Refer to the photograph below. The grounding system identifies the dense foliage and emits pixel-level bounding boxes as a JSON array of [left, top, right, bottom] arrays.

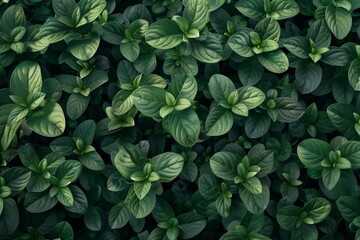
[[1, 0, 360, 239]]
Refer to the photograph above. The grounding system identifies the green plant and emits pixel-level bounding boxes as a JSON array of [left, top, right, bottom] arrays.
[[1, 0, 360, 239]]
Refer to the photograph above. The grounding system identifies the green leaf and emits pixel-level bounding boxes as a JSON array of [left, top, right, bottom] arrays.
[[79, 151, 105, 171], [235, 0, 265, 21], [210, 151, 238, 181], [50, 137, 76, 156], [198, 173, 220, 200], [74, 120, 95, 145], [27, 102, 66, 137], [245, 112, 271, 139], [295, 61, 322, 94], [168, 74, 197, 101], [38, 17, 74, 44], [24, 191, 58, 213], [48, 221, 74, 240], [152, 198, 175, 223], [327, 103, 356, 136], [78, 0, 107, 24], [120, 41, 140, 62], [1, 120, 21, 151], [271, 97, 305, 122], [270, 0, 300, 20], [276, 205, 303, 231], [257, 50, 289, 73], [0, 198, 19, 237], [164, 108, 200, 147], [339, 141, 360, 168], [325, 3, 352, 40], [239, 179, 270, 214], [64, 185, 88, 215], [68, 33, 100, 60], [151, 152, 184, 182], [2, 167, 31, 196], [109, 204, 131, 229], [304, 197, 331, 223], [145, 19, 183, 49], [237, 86, 265, 109], [205, 105, 233, 136], [134, 51, 157, 74], [132, 86, 166, 118], [0, 5, 26, 34], [10, 60, 42, 97], [84, 206, 102, 231], [134, 181, 152, 200], [216, 194, 231, 217], [55, 160, 82, 186], [322, 168, 340, 190], [297, 139, 331, 168], [57, 186, 74, 207], [255, 17, 281, 41], [112, 90, 134, 115], [66, 93, 90, 120], [183, 0, 210, 30], [307, 19, 331, 48], [85, 70, 108, 92], [177, 212, 206, 239], [238, 57, 264, 86], [53, 0, 76, 17], [336, 196, 360, 223], [284, 36, 310, 59], [114, 144, 145, 179], [127, 186, 156, 218], [242, 177, 262, 194], [7, 106, 28, 125], [348, 58, 360, 91], [208, 74, 236, 102], [190, 32, 223, 63], [292, 224, 318, 240], [228, 31, 254, 58]]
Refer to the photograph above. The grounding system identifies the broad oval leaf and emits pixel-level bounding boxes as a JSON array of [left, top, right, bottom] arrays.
[[109, 204, 131, 229], [209, 151, 238, 181], [235, 0, 265, 21], [127, 186, 156, 218], [79, 151, 105, 171], [190, 32, 223, 63], [55, 160, 82, 185], [348, 58, 360, 91], [145, 19, 183, 49], [208, 74, 236, 102], [26, 102, 66, 137], [168, 74, 197, 101], [163, 108, 200, 147], [257, 50, 289, 73], [339, 141, 360, 168], [237, 86, 266, 109], [276, 205, 303, 231], [270, 0, 300, 20], [295, 61, 322, 94], [228, 31, 253, 58], [205, 105, 233, 136], [64, 185, 88, 215], [132, 86, 166, 118], [177, 212, 206, 239], [0, 198, 19, 237], [297, 138, 331, 168], [2, 167, 31, 196], [66, 93, 90, 120], [303, 197, 331, 223], [325, 4, 352, 40], [10, 60, 42, 97], [183, 0, 210, 30], [239, 180, 270, 214], [68, 33, 100, 60], [78, 0, 107, 24], [24, 191, 58, 213], [151, 152, 184, 182]]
